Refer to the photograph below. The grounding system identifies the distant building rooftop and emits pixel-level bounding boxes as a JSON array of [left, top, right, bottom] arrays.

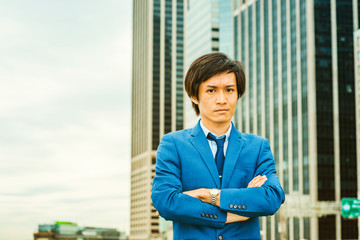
[[33, 221, 127, 240]]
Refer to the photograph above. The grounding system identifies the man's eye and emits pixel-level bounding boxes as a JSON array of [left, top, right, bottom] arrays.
[[226, 89, 234, 92], [207, 89, 215, 93]]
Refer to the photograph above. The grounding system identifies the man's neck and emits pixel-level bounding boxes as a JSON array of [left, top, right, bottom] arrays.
[[201, 120, 231, 136]]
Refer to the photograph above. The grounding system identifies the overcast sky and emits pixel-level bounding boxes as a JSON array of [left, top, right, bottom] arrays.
[[0, 0, 132, 239]]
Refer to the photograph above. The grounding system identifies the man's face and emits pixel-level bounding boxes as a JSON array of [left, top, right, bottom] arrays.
[[191, 72, 238, 128]]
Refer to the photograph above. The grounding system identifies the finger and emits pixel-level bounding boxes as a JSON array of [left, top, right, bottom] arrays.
[[255, 176, 267, 183], [252, 175, 261, 180], [251, 176, 266, 185], [248, 176, 267, 188], [247, 179, 256, 187], [253, 177, 267, 187], [247, 175, 261, 187], [248, 176, 263, 186]]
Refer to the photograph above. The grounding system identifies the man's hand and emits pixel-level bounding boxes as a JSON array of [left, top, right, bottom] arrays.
[[226, 212, 251, 223], [183, 188, 210, 202], [225, 175, 267, 223], [247, 175, 267, 188]]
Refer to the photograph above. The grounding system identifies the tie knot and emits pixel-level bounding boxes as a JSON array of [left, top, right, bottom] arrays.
[[207, 132, 225, 148]]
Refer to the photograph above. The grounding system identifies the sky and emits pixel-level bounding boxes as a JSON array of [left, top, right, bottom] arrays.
[[0, 0, 132, 239]]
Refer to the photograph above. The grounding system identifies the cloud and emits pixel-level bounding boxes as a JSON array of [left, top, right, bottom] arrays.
[[0, 0, 132, 239]]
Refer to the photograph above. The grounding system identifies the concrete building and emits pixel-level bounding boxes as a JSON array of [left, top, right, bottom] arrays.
[[33, 222, 126, 240], [233, 0, 359, 239], [183, 0, 220, 128], [131, 0, 184, 239]]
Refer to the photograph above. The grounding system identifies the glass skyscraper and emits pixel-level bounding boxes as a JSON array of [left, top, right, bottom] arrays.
[[219, 0, 234, 58], [233, 0, 359, 239], [354, 27, 360, 240], [131, 0, 184, 239], [184, 0, 220, 128]]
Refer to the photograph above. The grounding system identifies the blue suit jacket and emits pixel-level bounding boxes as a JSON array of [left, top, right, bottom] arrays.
[[151, 122, 285, 240]]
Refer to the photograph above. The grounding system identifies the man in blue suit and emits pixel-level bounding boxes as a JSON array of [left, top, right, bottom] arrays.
[[152, 52, 285, 239]]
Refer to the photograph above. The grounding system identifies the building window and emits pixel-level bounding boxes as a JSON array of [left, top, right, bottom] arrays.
[[346, 84, 352, 93], [304, 217, 310, 239]]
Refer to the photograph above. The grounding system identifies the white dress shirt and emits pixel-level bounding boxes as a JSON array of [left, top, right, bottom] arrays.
[[200, 120, 232, 159]]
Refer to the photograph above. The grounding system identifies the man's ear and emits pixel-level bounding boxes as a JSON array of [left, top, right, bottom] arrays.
[[191, 96, 199, 105]]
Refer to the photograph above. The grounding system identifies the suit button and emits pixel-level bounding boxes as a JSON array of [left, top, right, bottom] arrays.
[[214, 214, 218, 219], [210, 214, 214, 219], [229, 204, 233, 208], [218, 235, 223, 240], [205, 213, 210, 218], [233, 204, 238, 209], [242, 205, 247, 210], [201, 212, 205, 217]]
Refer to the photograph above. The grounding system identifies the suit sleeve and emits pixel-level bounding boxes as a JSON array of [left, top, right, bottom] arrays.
[[219, 138, 285, 217], [151, 134, 227, 228]]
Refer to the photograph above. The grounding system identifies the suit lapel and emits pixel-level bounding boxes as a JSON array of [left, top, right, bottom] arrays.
[[189, 122, 220, 188], [222, 125, 244, 188]]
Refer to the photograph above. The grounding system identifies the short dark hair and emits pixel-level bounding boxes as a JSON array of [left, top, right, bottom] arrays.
[[184, 52, 246, 115]]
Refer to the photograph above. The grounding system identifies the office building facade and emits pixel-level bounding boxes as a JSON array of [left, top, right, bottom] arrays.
[[184, 0, 220, 128], [131, 0, 184, 239], [355, 27, 360, 238], [219, 0, 234, 58], [33, 222, 126, 240], [234, 0, 359, 239]]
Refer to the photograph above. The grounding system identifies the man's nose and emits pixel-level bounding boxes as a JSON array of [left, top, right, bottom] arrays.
[[216, 91, 227, 104]]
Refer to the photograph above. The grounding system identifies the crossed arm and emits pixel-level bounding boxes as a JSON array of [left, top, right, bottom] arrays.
[[183, 175, 267, 223], [155, 175, 267, 223], [151, 134, 285, 228]]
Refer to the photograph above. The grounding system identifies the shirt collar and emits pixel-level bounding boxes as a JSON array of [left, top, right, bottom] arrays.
[[200, 120, 232, 140]]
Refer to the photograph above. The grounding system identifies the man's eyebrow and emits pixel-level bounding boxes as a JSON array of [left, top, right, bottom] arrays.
[[205, 84, 236, 88]]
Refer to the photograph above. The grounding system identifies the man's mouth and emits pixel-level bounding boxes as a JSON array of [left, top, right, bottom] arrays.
[[215, 109, 229, 112]]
